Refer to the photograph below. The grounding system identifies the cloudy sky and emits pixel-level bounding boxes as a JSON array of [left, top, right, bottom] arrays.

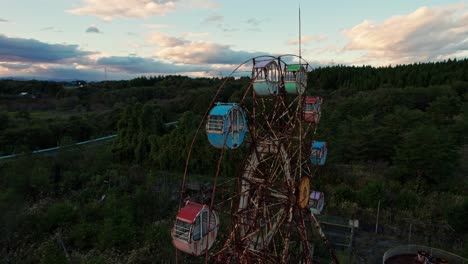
[[0, 0, 467, 80]]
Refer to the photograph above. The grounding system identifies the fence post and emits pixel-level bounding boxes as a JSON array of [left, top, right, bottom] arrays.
[[375, 200, 381, 233], [408, 223, 412, 243]]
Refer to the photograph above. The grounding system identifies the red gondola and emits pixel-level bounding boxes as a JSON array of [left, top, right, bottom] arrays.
[[303, 96, 323, 123], [172, 201, 219, 256]]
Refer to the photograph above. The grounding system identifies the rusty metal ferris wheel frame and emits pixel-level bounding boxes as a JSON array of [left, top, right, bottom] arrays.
[[177, 55, 338, 264]]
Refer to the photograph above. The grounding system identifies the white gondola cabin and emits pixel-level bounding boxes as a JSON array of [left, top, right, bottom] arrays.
[[284, 64, 307, 94], [303, 96, 323, 123], [172, 201, 219, 256], [252, 59, 280, 96], [206, 103, 247, 149], [309, 191, 325, 215]]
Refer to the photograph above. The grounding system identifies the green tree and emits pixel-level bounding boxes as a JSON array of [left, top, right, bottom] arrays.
[[392, 125, 459, 186], [113, 102, 165, 163], [427, 95, 462, 126]]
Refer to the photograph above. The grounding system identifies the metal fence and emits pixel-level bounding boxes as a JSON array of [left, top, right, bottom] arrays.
[[383, 244, 467, 264]]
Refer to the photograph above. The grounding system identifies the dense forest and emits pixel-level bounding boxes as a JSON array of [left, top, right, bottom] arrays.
[[0, 59, 467, 263]]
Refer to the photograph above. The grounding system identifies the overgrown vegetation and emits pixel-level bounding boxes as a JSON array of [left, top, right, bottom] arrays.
[[0, 59, 467, 262]]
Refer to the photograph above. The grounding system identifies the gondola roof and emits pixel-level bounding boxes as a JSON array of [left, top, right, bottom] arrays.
[[254, 59, 275, 69], [286, 64, 303, 71], [176, 202, 205, 223], [209, 103, 237, 116]]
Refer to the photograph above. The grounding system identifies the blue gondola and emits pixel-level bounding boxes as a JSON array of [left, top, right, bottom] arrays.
[[252, 59, 280, 96], [206, 103, 247, 149], [310, 141, 327, 166]]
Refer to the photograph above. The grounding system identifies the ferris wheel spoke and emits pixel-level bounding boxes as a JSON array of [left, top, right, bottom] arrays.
[[277, 98, 296, 123], [243, 207, 287, 248]]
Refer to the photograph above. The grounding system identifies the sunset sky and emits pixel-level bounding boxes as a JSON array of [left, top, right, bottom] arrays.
[[0, 0, 467, 80]]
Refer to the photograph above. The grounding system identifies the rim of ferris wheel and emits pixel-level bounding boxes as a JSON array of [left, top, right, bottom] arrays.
[[310, 191, 325, 215], [311, 141, 327, 166], [252, 59, 280, 96], [174, 54, 338, 263], [284, 64, 307, 95], [172, 201, 219, 256], [303, 96, 323, 124], [206, 103, 247, 149]]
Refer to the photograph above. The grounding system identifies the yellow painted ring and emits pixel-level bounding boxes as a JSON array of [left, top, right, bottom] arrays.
[[297, 176, 310, 208]]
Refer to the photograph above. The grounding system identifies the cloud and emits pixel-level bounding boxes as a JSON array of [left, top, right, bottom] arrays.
[[0, 55, 220, 81], [41, 26, 54, 31], [0, 35, 94, 63], [68, 0, 177, 20], [287, 34, 328, 46], [148, 32, 265, 64], [245, 18, 274, 32], [39, 26, 62, 33], [0, 62, 109, 81], [148, 31, 188, 47], [0, 63, 32, 70], [181, 0, 218, 9], [246, 18, 260, 27], [143, 23, 173, 29], [86, 25, 101, 33], [343, 4, 468, 65], [202, 15, 223, 24], [69, 0, 217, 20], [222, 27, 238, 33], [0, 33, 271, 80], [201, 15, 237, 32], [181, 32, 210, 39], [97, 55, 213, 73], [156, 41, 264, 64], [246, 18, 263, 31], [0, 18, 7, 22]]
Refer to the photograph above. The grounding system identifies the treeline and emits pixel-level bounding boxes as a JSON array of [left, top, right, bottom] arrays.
[[309, 58, 468, 92]]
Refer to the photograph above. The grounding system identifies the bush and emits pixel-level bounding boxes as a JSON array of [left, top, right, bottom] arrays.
[[393, 189, 419, 210], [46, 201, 76, 230], [69, 222, 98, 249], [447, 198, 468, 233], [38, 240, 68, 264], [357, 181, 386, 208], [334, 183, 356, 203]]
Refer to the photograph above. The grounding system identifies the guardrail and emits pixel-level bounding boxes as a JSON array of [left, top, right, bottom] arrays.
[[0, 135, 117, 160], [0, 120, 179, 161], [383, 244, 467, 264]]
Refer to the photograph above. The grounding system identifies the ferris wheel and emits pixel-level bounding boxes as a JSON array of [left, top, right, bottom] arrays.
[[172, 55, 338, 264]]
